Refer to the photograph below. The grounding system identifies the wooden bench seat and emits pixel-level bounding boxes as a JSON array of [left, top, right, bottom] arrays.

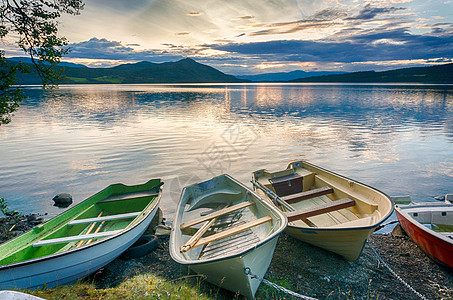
[[187, 188, 243, 211], [99, 191, 158, 203], [180, 201, 254, 229], [33, 230, 122, 247], [184, 216, 272, 251], [68, 212, 141, 226], [281, 186, 334, 204], [285, 198, 355, 222]]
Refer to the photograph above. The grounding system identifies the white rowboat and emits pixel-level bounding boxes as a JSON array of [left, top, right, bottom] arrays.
[[169, 174, 287, 298]]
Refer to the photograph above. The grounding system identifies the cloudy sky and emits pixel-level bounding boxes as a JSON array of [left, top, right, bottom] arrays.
[[5, 0, 453, 75]]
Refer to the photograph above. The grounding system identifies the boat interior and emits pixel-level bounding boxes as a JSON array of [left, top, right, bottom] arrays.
[[0, 190, 159, 266], [176, 176, 283, 261], [400, 205, 453, 239], [253, 161, 390, 229]]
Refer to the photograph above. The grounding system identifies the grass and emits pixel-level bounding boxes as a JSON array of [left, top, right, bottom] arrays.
[[254, 275, 297, 299], [65, 77, 90, 83], [93, 76, 123, 84], [27, 273, 212, 300]]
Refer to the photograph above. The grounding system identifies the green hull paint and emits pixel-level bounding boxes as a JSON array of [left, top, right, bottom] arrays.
[[0, 179, 162, 267]]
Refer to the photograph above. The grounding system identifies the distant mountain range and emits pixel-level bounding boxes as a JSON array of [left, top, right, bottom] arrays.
[[12, 58, 243, 84], [7, 57, 88, 68], [8, 57, 453, 84], [291, 63, 453, 84], [237, 70, 344, 82]]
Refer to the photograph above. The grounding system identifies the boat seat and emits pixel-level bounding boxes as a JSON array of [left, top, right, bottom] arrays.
[[68, 212, 141, 225], [183, 216, 272, 252], [285, 198, 356, 222], [281, 186, 334, 204], [33, 230, 122, 247], [180, 201, 254, 229], [187, 188, 243, 211], [98, 191, 158, 203]]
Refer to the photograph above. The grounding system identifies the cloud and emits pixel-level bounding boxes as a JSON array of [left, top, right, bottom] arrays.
[[348, 4, 406, 20], [66, 37, 186, 64], [187, 12, 202, 16], [175, 32, 191, 36], [68, 38, 134, 57], [238, 4, 409, 38], [245, 8, 348, 37], [209, 29, 453, 63], [234, 15, 254, 20]]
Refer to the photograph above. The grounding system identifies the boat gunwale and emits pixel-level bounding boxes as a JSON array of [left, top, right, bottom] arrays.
[[253, 160, 394, 230], [394, 204, 453, 245], [170, 174, 287, 266], [0, 180, 163, 271]]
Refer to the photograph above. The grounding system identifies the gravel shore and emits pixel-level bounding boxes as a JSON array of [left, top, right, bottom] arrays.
[[91, 227, 452, 299], [2, 213, 452, 299]]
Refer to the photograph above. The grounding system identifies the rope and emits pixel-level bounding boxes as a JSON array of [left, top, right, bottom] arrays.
[[244, 267, 318, 300], [366, 241, 428, 300]]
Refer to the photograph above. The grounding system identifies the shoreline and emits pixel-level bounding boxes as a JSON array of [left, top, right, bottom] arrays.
[[86, 227, 453, 299], [1, 213, 452, 299]]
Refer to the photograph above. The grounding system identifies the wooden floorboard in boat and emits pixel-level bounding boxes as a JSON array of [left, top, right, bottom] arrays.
[[202, 228, 250, 252], [200, 229, 260, 259], [304, 195, 359, 227]]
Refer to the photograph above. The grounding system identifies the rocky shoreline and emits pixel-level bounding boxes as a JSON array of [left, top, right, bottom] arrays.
[[1, 212, 452, 299], [0, 213, 45, 244], [89, 224, 453, 299]]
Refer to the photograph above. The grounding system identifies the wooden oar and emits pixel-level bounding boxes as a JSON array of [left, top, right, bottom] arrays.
[[181, 218, 217, 252], [85, 218, 106, 245], [77, 211, 103, 248]]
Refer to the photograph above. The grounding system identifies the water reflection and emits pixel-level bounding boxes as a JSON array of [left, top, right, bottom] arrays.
[[1, 84, 452, 225]]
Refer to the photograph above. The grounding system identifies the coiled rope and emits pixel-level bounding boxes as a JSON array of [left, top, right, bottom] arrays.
[[366, 241, 428, 300]]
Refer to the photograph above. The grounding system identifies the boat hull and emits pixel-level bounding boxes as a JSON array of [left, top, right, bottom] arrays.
[[0, 180, 162, 290], [253, 160, 393, 261], [188, 235, 279, 299], [0, 205, 158, 290], [395, 204, 453, 268], [285, 225, 371, 261], [170, 174, 286, 299]]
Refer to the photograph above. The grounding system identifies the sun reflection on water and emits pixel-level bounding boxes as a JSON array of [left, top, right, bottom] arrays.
[[1, 83, 452, 221]]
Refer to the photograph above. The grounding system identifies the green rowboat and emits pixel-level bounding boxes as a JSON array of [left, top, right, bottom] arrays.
[[0, 179, 163, 290]]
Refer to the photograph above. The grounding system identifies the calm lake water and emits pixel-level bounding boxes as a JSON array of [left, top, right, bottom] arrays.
[[1, 83, 453, 229]]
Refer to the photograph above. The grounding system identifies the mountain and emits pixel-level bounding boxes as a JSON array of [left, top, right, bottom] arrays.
[[64, 58, 243, 84], [237, 70, 344, 82], [291, 63, 453, 84], [7, 57, 87, 68], [12, 58, 244, 84]]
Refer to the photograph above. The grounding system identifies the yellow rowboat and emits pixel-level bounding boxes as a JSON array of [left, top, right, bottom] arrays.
[[169, 174, 287, 298], [252, 161, 393, 261]]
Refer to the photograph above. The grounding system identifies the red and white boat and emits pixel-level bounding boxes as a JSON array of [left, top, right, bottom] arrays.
[[394, 195, 453, 268]]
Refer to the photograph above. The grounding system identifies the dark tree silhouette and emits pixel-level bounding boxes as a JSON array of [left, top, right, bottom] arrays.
[[0, 0, 84, 124]]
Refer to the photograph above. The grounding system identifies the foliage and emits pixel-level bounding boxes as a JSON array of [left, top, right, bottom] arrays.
[[0, 197, 19, 218], [28, 274, 212, 300], [0, 0, 84, 125], [292, 63, 453, 83]]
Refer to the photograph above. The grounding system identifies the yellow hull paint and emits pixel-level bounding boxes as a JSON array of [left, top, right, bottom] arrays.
[[253, 160, 393, 261]]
